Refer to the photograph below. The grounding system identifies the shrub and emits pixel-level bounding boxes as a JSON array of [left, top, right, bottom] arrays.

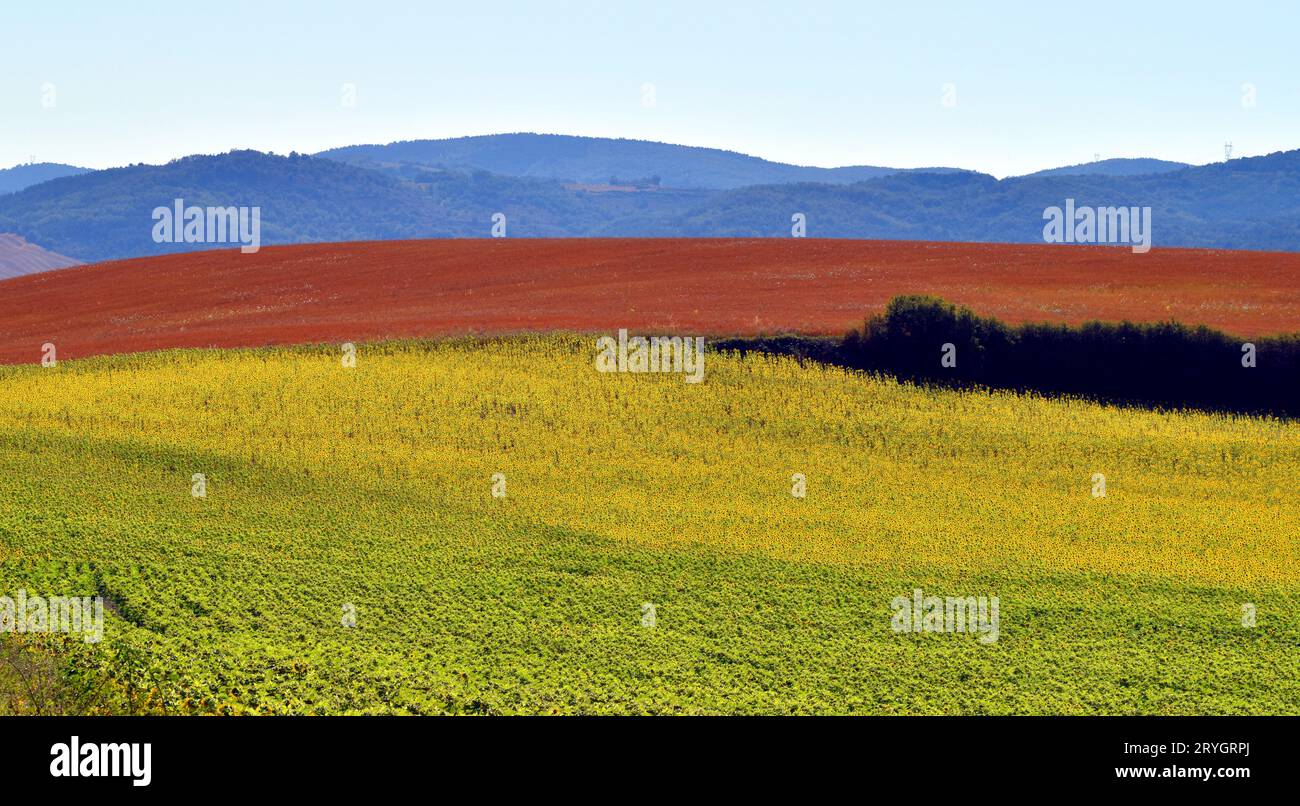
[[834, 295, 1299, 416]]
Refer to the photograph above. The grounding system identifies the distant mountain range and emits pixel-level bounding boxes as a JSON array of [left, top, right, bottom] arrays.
[[1022, 157, 1191, 178], [672, 152, 1300, 246], [0, 233, 81, 279], [0, 162, 90, 195], [315, 133, 967, 190], [1, 134, 1297, 265], [0, 150, 714, 261]]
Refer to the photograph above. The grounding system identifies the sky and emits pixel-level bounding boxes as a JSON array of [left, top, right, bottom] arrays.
[[2, 1, 1297, 177]]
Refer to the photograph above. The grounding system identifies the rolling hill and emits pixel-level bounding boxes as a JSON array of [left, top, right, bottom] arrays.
[[314, 133, 964, 189], [1022, 157, 1191, 177], [0, 162, 90, 195], [1, 238, 1296, 365], [0, 233, 81, 279], [3, 148, 1300, 264], [0, 151, 707, 262], [672, 151, 1300, 249], [3, 335, 1294, 714]]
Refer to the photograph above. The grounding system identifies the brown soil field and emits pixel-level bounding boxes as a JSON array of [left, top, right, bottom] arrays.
[[0, 238, 1296, 364], [0, 233, 82, 280]]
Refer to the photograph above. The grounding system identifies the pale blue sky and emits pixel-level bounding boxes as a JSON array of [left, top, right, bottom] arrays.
[[3, 1, 1296, 177]]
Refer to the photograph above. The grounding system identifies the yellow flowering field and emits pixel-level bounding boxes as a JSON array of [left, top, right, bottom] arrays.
[[0, 336, 1295, 714]]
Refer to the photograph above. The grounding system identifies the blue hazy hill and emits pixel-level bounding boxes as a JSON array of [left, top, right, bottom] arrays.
[[3, 146, 1299, 264], [0, 162, 90, 195], [315, 133, 965, 190], [0, 150, 707, 262], [1022, 157, 1191, 178]]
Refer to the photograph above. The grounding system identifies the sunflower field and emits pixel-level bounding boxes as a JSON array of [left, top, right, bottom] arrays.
[[0, 336, 1295, 714]]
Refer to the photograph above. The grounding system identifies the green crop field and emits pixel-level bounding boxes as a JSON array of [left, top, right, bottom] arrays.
[[0, 337, 1296, 714]]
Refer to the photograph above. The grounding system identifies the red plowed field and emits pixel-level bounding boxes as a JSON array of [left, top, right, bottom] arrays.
[[1, 238, 1297, 364]]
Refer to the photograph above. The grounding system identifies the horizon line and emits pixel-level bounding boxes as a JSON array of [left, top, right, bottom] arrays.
[[3, 130, 1248, 180]]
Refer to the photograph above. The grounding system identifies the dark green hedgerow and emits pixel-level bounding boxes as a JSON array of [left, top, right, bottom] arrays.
[[716, 296, 1300, 417]]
